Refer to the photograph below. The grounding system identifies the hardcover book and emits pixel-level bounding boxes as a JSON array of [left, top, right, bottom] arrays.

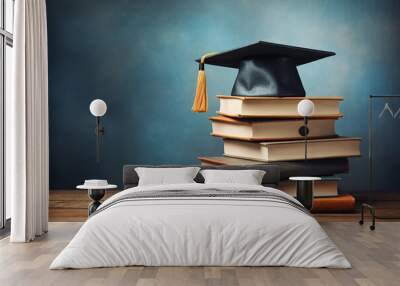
[[210, 115, 337, 141], [217, 96, 343, 118], [223, 137, 361, 162], [197, 156, 350, 179]]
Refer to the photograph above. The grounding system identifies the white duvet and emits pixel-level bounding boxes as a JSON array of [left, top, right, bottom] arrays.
[[50, 183, 351, 269]]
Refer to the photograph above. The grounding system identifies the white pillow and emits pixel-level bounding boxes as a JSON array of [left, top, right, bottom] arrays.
[[200, 169, 266, 185], [135, 167, 200, 186]]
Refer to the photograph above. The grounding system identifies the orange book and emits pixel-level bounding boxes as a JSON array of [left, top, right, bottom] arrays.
[[311, 195, 355, 212]]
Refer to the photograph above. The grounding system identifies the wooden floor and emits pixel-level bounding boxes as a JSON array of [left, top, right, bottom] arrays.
[[1, 221, 400, 286], [49, 190, 119, 221], [49, 190, 400, 222], [0, 190, 393, 285]]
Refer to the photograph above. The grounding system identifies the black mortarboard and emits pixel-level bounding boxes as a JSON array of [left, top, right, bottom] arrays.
[[193, 42, 335, 106]]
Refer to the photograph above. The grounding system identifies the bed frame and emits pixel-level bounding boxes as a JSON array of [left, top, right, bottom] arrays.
[[123, 164, 280, 189]]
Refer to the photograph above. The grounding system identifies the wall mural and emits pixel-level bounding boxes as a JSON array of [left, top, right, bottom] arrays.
[[46, 0, 400, 191]]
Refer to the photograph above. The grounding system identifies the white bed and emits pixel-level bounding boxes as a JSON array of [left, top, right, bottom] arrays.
[[50, 183, 351, 269]]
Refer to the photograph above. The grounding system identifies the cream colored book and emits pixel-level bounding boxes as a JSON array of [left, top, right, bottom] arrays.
[[223, 137, 361, 162], [217, 95, 343, 118], [278, 180, 338, 197], [210, 116, 337, 141]]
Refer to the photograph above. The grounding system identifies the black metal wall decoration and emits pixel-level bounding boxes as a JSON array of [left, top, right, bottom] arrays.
[[95, 117, 105, 163], [298, 117, 310, 161], [360, 95, 400, 229], [89, 99, 107, 163]]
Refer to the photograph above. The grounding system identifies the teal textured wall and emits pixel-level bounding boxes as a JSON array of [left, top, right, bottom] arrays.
[[47, 0, 400, 190]]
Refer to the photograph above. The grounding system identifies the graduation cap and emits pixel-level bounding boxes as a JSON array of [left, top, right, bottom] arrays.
[[192, 41, 335, 112]]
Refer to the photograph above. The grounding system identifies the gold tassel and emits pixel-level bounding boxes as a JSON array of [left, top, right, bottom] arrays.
[[192, 53, 216, 113]]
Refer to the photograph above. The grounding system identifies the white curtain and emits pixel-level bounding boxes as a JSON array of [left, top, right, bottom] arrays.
[[9, 0, 49, 242]]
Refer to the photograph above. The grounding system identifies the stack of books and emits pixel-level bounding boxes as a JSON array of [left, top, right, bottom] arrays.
[[199, 95, 361, 212]]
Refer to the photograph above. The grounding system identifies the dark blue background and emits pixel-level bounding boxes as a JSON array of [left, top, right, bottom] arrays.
[[47, 0, 400, 191]]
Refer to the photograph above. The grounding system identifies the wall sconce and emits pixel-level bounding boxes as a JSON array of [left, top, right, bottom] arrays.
[[297, 99, 315, 161], [89, 99, 107, 162]]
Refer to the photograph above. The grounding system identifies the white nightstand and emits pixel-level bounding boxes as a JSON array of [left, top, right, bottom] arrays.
[[77, 181, 117, 215], [289, 176, 321, 210]]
